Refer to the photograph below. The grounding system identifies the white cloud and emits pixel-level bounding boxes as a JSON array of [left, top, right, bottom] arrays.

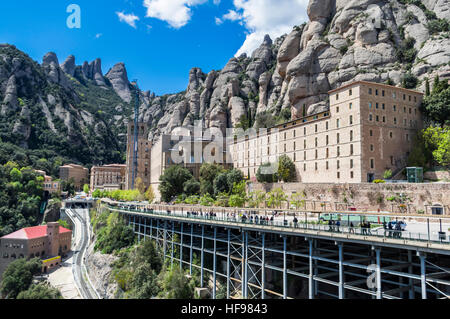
[[222, 10, 242, 22], [230, 0, 309, 56], [143, 0, 208, 29], [95, 33, 103, 39], [116, 11, 140, 28], [215, 17, 223, 25]]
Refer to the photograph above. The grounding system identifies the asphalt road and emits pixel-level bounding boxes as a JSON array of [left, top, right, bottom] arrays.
[[69, 208, 98, 299]]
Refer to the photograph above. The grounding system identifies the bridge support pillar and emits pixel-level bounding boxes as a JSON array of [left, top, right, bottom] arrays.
[[144, 218, 147, 242], [171, 222, 175, 268], [308, 239, 314, 299], [283, 236, 287, 299], [213, 227, 217, 299], [163, 221, 167, 261], [261, 233, 265, 299], [408, 250, 415, 299], [338, 243, 344, 299], [419, 252, 427, 299], [180, 223, 184, 270], [190, 224, 193, 276], [242, 231, 247, 298], [226, 229, 230, 299], [201, 225, 204, 288], [375, 248, 382, 299]]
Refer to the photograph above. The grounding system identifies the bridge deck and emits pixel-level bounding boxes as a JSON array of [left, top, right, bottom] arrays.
[[104, 203, 450, 255]]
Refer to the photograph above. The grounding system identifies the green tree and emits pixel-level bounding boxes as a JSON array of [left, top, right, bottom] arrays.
[[17, 282, 63, 299], [267, 188, 287, 209], [423, 126, 450, 166], [159, 165, 193, 202], [128, 263, 160, 299], [158, 267, 195, 299], [92, 189, 101, 198], [9, 167, 22, 182], [1, 258, 42, 299], [290, 192, 306, 210], [408, 126, 450, 167], [383, 170, 393, 180], [144, 185, 155, 203], [94, 212, 135, 254], [422, 80, 450, 125], [135, 177, 146, 195], [256, 163, 278, 183], [61, 178, 76, 196], [278, 155, 297, 182], [226, 169, 244, 190], [58, 219, 72, 230], [228, 180, 247, 207], [199, 163, 224, 195], [255, 111, 276, 129], [183, 178, 201, 196], [213, 172, 230, 195], [83, 184, 90, 194], [199, 194, 215, 206], [425, 78, 430, 96]]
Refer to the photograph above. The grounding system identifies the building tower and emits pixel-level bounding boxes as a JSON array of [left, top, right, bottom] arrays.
[[131, 80, 140, 189], [46, 222, 60, 257]]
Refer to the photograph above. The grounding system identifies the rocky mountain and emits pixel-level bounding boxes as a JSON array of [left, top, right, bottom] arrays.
[[0, 0, 449, 169], [0, 44, 134, 168], [139, 0, 449, 137]]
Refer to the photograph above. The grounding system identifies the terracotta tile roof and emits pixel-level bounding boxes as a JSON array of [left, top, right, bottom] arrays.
[[2, 225, 71, 240]]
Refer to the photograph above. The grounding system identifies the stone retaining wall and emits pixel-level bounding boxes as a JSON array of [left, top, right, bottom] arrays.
[[250, 182, 450, 215]]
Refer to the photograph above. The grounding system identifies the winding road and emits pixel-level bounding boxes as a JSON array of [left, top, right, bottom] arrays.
[[66, 207, 99, 299]]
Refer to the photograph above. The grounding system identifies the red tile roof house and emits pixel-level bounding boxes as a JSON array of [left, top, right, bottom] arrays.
[[0, 222, 72, 280]]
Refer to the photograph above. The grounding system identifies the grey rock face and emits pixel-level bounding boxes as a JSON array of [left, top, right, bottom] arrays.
[[1, 75, 18, 115], [423, 0, 450, 19], [42, 52, 59, 66], [42, 52, 71, 89], [188, 68, 205, 92], [61, 55, 76, 76], [228, 96, 247, 127], [105, 63, 132, 103], [91, 58, 106, 86], [308, 0, 335, 22]]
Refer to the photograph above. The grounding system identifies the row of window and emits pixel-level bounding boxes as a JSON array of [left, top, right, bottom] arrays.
[[368, 102, 418, 115], [334, 87, 419, 103], [4, 243, 24, 249]]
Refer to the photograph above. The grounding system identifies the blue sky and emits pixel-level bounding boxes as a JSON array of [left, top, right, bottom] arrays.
[[0, 0, 308, 95]]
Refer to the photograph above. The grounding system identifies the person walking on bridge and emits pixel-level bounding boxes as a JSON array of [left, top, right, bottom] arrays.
[[349, 221, 355, 234], [361, 221, 367, 235]]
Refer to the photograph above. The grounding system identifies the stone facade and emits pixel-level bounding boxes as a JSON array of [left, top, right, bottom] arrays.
[[125, 122, 151, 190], [0, 222, 72, 279], [35, 170, 61, 194], [150, 126, 231, 201], [90, 164, 126, 191], [230, 81, 423, 183], [251, 182, 450, 215], [59, 164, 89, 190]]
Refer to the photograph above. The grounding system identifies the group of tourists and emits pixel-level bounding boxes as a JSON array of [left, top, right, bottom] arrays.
[[383, 221, 403, 238], [240, 213, 275, 225], [130, 204, 408, 240], [327, 219, 342, 232]]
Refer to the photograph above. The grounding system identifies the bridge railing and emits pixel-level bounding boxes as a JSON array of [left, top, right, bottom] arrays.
[[104, 203, 450, 247]]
